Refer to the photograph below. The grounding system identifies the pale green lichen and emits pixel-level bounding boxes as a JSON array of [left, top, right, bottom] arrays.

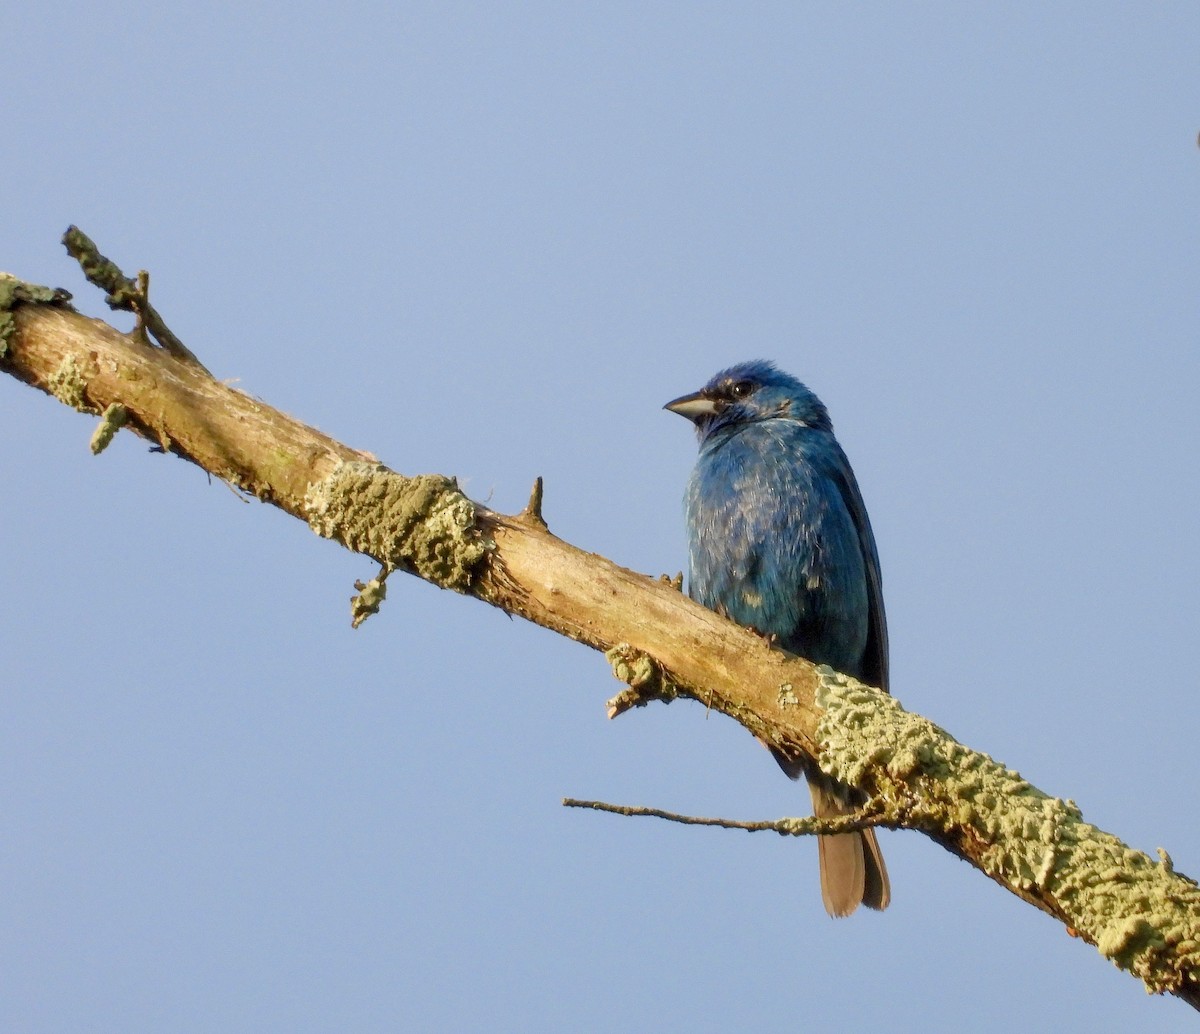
[[89, 403, 128, 454], [350, 574, 388, 628], [814, 667, 1200, 995], [47, 354, 93, 412], [303, 462, 488, 592], [605, 643, 678, 705], [607, 643, 656, 689]]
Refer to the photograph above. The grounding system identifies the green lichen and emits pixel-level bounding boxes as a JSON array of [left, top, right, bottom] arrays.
[[607, 643, 658, 691], [0, 274, 72, 359], [605, 643, 679, 714], [89, 403, 128, 454], [303, 462, 488, 592], [815, 667, 1200, 995], [47, 354, 93, 412], [350, 574, 388, 628]]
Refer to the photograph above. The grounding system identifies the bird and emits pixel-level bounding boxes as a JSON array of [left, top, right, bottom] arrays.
[[665, 360, 890, 917]]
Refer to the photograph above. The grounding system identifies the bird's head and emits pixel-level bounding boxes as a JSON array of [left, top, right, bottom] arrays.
[[664, 360, 831, 441]]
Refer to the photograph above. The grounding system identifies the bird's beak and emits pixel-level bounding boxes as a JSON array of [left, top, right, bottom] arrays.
[[664, 391, 719, 422]]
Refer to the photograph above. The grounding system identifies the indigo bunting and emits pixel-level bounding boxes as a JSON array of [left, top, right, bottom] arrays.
[[666, 360, 890, 917]]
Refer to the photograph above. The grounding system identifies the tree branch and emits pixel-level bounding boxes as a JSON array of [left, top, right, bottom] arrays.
[[2, 247, 1199, 1009]]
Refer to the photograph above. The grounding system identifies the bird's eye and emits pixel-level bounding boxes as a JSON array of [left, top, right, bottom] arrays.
[[730, 381, 755, 399]]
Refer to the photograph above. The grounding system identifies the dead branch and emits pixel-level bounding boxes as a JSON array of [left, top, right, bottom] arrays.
[[2, 238, 1198, 1009]]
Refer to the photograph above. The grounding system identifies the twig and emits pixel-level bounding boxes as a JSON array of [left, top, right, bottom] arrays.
[[561, 797, 895, 836], [61, 226, 212, 375], [519, 475, 549, 529]]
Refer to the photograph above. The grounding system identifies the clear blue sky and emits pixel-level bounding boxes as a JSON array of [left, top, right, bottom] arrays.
[[5, 4, 1199, 1031]]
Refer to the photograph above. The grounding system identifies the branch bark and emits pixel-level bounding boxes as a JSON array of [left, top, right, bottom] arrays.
[[3, 263, 1199, 1009]]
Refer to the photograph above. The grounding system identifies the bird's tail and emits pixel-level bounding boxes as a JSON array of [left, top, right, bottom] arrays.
[[808, 777, 890, 917], [766, 744, 890, 916]]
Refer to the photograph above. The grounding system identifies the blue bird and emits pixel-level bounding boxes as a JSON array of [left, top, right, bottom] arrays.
[[665, 360, 890, 916]]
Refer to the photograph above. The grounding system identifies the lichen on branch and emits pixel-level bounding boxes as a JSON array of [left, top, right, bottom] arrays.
[[303, 462, 490, 592], [0, 273, 71, 359], [816, 670, 1200, 995]]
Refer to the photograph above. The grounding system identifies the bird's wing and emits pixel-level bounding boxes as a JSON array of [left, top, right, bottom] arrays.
[[826, 447, 889, 694]]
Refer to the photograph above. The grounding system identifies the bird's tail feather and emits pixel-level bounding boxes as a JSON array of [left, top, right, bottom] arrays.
[[808, 779, 890, 917]]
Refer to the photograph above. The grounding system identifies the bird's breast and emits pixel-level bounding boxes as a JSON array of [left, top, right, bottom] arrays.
[[684, 429, 869, 671]]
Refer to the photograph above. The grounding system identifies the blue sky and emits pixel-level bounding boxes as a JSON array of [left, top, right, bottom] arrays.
[[4, 3, 1199, 1031]]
